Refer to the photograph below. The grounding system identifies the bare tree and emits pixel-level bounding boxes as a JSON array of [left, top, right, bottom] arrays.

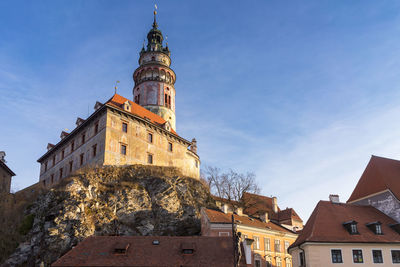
[[202, 166, 260, 203]]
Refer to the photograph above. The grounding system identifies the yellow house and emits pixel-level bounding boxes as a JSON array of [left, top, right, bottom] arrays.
[[201, 207, 298, 267]]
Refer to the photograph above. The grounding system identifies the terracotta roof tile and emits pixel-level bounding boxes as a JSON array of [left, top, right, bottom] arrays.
[[277, 208, 303, 223], [348, 155, 400, 202], [290, 201, 400, 249], [242, 192, 279, 217], [204, 208, 294, 234], [52, 236, 238, 267], [106, 94, 178, 136]]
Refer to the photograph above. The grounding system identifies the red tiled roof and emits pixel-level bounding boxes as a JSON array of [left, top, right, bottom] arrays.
[[106, 94, 178, 136], [212, 195, 241, 206], [52, 236, 238, 267], [242, 192, 280, 217], [277, 208, 303, 223], [348, 155, 400, 203], [290, 201, 400, 248], [204, 208, 294, 234]]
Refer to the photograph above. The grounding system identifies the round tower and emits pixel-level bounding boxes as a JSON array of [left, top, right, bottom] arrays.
[[133, 10, 176, 130]]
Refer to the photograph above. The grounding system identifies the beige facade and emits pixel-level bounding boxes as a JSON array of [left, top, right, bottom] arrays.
[[38, 98, 200, 188], [290, 243, 400, 267]]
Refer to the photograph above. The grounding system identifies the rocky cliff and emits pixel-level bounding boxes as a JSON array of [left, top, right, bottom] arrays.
[[2, 165, 215, 266]]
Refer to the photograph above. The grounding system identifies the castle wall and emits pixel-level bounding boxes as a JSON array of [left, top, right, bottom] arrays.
[[38, 111, 107, 187], [0, 167, 12, 193], [103, 108, 200, 179]]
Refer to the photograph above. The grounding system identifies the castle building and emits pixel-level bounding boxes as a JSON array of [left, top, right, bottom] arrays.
[[0, 151, 15, 193], [37, 12, 200, 187]]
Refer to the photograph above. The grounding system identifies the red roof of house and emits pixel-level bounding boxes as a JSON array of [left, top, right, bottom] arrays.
[[242, 192, 280, 217], [52, 236, 239, 267], [106, 94, 178, 136], [204, 208, 294, 234], [290, 201, 400, 248], [277, 208, 303, 224], [347, 155, 400, 203]]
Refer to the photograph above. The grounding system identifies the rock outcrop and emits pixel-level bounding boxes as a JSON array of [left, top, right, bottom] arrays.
[[2, 165, 215, 266]]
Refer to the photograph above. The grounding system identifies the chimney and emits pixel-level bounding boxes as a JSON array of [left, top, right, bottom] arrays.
[[236, 207, 243, 216], [222, 203, 229, 214], [272, 197, 278, 213], [94, 101, 103, 111], [329, 194, 340, 203], [0, 151, 6, 163], [60, 131, 69, 139], [260, 211, 269, 223], [47, 143, 55, 151], [76, 117, 85, 127], [190, 138, 197, 154]]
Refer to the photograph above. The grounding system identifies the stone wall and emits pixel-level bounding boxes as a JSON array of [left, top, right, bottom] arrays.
[[0, 167, 12, 193], [104, 109, 200, 179]]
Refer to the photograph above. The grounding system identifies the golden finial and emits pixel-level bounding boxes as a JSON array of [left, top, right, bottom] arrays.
[[114, 80, 120, 94]]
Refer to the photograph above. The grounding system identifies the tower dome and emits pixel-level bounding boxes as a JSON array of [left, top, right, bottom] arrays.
[[132, 10, 176, 130]]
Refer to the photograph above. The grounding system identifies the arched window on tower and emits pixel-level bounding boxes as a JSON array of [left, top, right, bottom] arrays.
[[151, 56, 155, 61], [160, 70, 166, 81], [146, 69, 152, 79]]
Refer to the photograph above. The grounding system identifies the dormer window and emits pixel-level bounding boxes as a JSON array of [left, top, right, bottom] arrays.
[[390, 223, 400, 234], [366, 221, 383, 235], [343, 221, 359, 234], [113, 243, 129, 255], [123, 101, 131, 112]]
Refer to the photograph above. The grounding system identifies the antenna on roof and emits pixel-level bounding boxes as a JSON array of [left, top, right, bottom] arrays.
[[114, 80, 120, 94]]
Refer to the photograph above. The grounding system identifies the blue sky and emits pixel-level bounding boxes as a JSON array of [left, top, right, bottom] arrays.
[[2, 1, 400, 221]]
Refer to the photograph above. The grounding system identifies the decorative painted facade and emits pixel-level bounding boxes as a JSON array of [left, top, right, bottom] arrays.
[[37, 13, 200, 187]]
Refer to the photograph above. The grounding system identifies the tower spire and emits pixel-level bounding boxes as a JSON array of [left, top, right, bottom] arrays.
[[153, 4, 158, 29]]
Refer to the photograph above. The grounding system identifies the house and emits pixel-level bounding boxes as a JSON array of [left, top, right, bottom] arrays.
[[347, 155, 400, 222], [201, 207, 298, 267], [288, 195, 400, 267], [51, 236, 250, 267]]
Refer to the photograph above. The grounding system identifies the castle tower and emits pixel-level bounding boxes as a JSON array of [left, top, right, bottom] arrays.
[[133, 10, 176, 130]]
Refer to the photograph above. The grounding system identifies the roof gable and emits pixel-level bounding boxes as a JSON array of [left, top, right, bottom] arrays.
[[290, 201, 399, 248], [348, 155, 400, 202]]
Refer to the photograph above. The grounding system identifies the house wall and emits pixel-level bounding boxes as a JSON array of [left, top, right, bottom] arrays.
[[103, 108, 200, 179], [351, 190, 400, 223], [0, 167, 12, 193], [290, 243, 400, 267], [39, 111, 107, 187]]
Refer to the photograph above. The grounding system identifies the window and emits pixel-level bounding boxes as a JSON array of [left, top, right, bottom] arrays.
[[253, 236, 260, 250], [69, 161, 73, 172], [148, 154, 153, 164], [373, 250, 383, 263], [264, 238, 271, 251], [254, 260, 261, 267], [148, 133, 153, 143], [376, 224, 382, 234], [195, 160, 198, 168], [121, 145, 127, 155], [266, 261, 272, 267], [92, 144, 97, 157], [81, 133, 86, 144], [275, 239, 281, 252], [71, 141, 75, 151], [218, 232, 230, 236], [94, 122, 99, 134], [80, 153, 84, 166], [299, 252, 305, 266], [122, 122, 128, 133], [286, 263, 291, 267], [61, 149, 65, 160], [44, 162, 48, 172], [393, 250, 400, 263], [276, 262, 282, 267], [50, 174, 54, 184], [284, 241, 290, 252], [52, 155, 56, 166], [59, 168, 63, 179], [351, 224, 358, 234], [331, 249, 343, 263], [168, 142, 173, 152], [353, 249, 363, 263]]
